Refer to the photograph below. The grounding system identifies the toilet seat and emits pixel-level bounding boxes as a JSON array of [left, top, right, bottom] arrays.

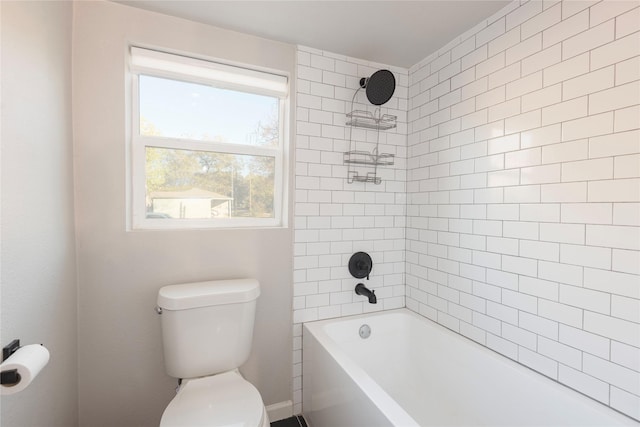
[[160, 371, 267, 427]]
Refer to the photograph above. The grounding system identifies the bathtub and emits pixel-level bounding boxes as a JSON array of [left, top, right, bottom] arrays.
[[302, 309, 637, 427]]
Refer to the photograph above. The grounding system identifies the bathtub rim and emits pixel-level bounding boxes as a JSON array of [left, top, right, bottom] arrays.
[[303, 308, 638, 426]]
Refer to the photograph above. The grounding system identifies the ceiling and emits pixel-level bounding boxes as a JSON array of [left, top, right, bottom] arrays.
[[115, 1, 511, 68]]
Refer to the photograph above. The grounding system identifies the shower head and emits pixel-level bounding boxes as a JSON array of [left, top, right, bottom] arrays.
[[359, 69, 396, 106]]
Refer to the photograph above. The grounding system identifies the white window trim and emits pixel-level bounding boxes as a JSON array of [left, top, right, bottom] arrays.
[[128, 47, 289, 230]]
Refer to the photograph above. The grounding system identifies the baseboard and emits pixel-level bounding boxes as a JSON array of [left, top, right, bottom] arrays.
[[266, 400, 294, 422]]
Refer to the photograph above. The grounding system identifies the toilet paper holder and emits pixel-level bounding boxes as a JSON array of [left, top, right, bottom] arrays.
[[1, 339, 22, 386]]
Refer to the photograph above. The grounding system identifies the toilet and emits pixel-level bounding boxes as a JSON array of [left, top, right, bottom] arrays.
[[156, 279, 269, 427]]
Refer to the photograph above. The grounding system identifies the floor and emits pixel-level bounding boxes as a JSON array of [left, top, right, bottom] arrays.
[[271, 415, 307, 427]]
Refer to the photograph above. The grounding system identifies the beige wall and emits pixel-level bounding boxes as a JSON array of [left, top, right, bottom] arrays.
[[72, 2, 295, 426], [1, 1, 78, 426]]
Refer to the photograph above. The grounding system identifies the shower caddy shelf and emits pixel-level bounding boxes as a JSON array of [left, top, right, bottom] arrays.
[[344, 110, 396, 185]]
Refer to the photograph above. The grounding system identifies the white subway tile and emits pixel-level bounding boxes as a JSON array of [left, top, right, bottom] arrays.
[[542, 139, 589, 164], [539, 260, 583, 286], [522, 84, 563, 112], [507, 34, 543, 66], [505, 110, 542, 134], [504, 221, 539, 240], [488, 62, 522, 89], [584, 354, 640, 396], [520, 239, 560, 262], [591, 32, 640, 70], [475, 154, 505, 172], [489, 27, 521, 57], [612, 248, 640, 275], [589, 130, 640, 158], [507, 71, 543, 99], [543, 9, 589, 48], [487, 204, 520, 220], [589, 81, 640, 115], [519, 311, 559, 340], [522, 44, 562, 76], [611, 388, 640, 421], [540, 223, 585, 244], [505, 147, 542, 168], [502, 323, 537, 350], [475, 188, 504, 204], [560, 324, 610, 359], [520, 275, 559, 300], [542, 95, 587, 126], [487, 333, 519, 359], [452, 36, 476, 61], [559, 365, 609, 404], [562, 158, 614, 182], [539, 336, 583, 369], [488, 169, 520, 187], [502, 254, 538, 276], [539, 299, 583, 328], [561, 243, 611, 269], [611, 294, 640, 323], [520, 203, 560, 222], [591, 0, 638, 27], [560, 284, 611, 314], [619, 7, 639, 39], [488, 134, 520, 155], [487, 236, 519, 256], [487, 300, 519, 325], [562, 20, 615, 60], [541, 182, 587, 202], [613, 152, 639, 179], [562, 66, 614, 101], [562, 112, 614, 141], [487, 268, 519, 290], [519, 347, 558, 379], [488, 98, 521, 122], [587, 224, 640, 250], [477, 17, 506, 47], [611, 341, 640, 372], [613, 203, 640, 226], [584, 267, 639, 299], [615, 56, 640, 87], [588, 178, 640, 202], [521, 164, 561, 184], [585, 311, 640, 347], [544, 53, 589, 86], [521, 3, 561, 40], [462, 45, 489, 72], [477, 86, 506, 110], [507, 0, 543, 30], [504, 185, 541, 203], [521, 123, 562, 149], [561, 203, 612, 224]]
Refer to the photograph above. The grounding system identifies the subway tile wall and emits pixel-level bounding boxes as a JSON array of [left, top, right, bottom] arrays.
[[406, 0, 640, 420], [293, 0, 639, 420], [292, 46, 409, 412]]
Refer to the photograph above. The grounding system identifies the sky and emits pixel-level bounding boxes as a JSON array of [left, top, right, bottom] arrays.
[[139, 75, 278, 145]]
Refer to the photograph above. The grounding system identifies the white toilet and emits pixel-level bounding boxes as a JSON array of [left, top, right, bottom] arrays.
[[156, 279, 269, 427]]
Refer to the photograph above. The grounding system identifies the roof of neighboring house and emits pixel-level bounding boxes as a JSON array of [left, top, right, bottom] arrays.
[[149, 188, 232, 200]]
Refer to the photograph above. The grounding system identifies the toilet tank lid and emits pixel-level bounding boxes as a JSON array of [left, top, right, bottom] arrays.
[[157, 279, 260, 310]]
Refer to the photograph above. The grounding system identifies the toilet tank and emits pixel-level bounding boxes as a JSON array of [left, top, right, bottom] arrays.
[[157, 279, 260, 379]]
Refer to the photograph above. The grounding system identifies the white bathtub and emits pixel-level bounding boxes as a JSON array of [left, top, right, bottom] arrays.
[[303, 309, 637, 427]]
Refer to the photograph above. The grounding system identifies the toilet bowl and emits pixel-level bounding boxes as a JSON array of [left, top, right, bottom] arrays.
[[156, 279, 268, 427], [160, 371, 269, 427]]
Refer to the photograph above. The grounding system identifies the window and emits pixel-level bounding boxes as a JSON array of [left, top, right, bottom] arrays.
[[129, 47, 288, 229]]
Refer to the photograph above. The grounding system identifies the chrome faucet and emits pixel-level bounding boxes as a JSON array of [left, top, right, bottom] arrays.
[[355, 283, 377, 304]]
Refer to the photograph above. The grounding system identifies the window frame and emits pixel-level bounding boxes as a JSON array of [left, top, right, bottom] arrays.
[[128, 47, 289, 230]]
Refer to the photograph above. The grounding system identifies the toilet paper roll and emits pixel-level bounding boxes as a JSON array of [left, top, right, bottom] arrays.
[[0, 344, 50, 395]]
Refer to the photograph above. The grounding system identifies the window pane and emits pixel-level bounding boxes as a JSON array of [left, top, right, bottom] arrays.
[[145, 147, 275, 219], [139, 75, 279, 147]]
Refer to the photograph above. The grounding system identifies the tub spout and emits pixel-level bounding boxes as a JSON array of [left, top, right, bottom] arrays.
[[355, 283, 377, 304]]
